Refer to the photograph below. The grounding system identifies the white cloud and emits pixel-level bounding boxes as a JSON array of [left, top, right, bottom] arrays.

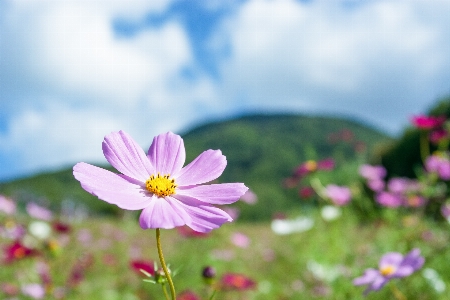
[[1, 0, 450, 180], [215, 0, 450, 132]]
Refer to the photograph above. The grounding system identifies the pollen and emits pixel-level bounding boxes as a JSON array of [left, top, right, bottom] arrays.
[[145, 173, 177, 197], [380, 265, 395, 276]]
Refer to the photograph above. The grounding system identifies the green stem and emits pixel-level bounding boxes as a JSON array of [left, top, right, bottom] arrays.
[[208, 289, 217, 300], [419, 130, 430, 163], [161, 284, 170, 300], [156, 228, 176, 300], [390, 283, 407, 300]]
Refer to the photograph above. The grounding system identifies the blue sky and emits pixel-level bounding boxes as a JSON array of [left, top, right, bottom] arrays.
[[1, 0, 450, 181]]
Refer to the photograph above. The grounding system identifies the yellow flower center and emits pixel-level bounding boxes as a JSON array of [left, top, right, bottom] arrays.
[[145, 173, 177, 197], [380, 265, 395, 276], [305, 160, 317, 172]]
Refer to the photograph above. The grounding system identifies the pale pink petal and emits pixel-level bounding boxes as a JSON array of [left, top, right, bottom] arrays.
[[73, 162, 150, 210], [174, 150, 226, 186], [102, 131, 154, 181], [176, 183, 248, 204], [138, 196, 191, 229], [174, 194, 232, 232], [147, 132, 186, 175]]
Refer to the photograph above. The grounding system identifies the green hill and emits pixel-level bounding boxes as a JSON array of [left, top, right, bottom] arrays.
[[0, 113, 392, 221]]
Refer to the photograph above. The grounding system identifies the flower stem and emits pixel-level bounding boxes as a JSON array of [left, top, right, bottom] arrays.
[[161, 284, 170, 300], [390, 283, 407, 300], [156, 228, 176, 300]]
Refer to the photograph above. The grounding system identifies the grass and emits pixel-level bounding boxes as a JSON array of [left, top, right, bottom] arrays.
[[2, 207, 450, 300]]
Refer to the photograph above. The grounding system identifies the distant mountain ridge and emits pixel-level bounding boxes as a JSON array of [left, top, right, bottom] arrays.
[[0, 113, 392, 221]]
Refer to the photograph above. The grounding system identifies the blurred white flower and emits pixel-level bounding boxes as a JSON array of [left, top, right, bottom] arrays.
[[28, 221, 51, 240], [423, 268, 446, 293], [307, 260, 341, 282], [271, 216, 314, 235], [321, 205, 341, 221]]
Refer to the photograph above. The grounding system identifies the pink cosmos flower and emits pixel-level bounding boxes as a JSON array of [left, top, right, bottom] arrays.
[[411, 115, 445, 130], [230, 232, 250, 248], [73, 131, 248, 232], [359, 164, 386, 181], [26, 203, 53, 221], [425, 153, 450, 180], [324, 184, 352, 206], [353, 248, 424, 295], [0, 195, 16, 215], [375, 191, 403, 208]]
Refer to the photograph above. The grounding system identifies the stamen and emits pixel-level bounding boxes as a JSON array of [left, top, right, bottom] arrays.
[[145, 173, 177, 197]]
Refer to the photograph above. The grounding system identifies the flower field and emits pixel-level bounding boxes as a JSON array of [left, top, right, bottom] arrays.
[[1, 107, 450, 299]]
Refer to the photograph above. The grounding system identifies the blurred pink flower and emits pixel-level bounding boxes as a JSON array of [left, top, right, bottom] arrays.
[[405, 195, 426, 208], [178, 290, 201, 300], [324, 184, 351, 206], [240, 189, 257, 204], [429, 128, 449, 144], [367, 179, 385, 192], [26, 203, 53, 221], [441, 203, 450, 219], [425, 153, 450, 180], [73, 131, 248, 232], [21, 283, 45, 299], [230, 232, 250, 248], [0, 195, 16, 215], [375, 192, 403, 208], [387, 178, 410, 194], [299, 186, 315, 199], [411, 115, 445, 130], [359, 165, 386, 181]]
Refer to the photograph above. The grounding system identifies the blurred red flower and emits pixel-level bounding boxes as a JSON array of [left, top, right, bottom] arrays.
[[221, 273, 256, 290], [3, 241, 35, 263], [130, 259, 155, 277]]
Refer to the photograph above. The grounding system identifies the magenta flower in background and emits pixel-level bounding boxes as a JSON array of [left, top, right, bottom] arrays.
[[353, 248, 424, 295], [293, 158, 335, 177], [375, 191, 403, 208], [130, 259, 155, 277], [411, 115, 445, 130], [73, 131, 248, 232], [324, 184, 352, 206]]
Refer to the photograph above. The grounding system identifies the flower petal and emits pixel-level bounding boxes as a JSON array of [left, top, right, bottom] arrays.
[[353, 269, 379, 286], [379, 252, 403, 269], [176, 183, 248, 205], [73, 162, 150, 210], [174, 149, 226, 186], [102, 131, 154, 180], [138, 196, 191, 229], [147, 132, 186, 175], [174, 194, 233, 232]]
